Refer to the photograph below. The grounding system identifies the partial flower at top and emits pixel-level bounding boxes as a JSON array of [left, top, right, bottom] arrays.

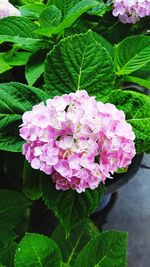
[[0, 0, 20, 19], [112, 0, 150, 24], [20, 90, 136, 193]]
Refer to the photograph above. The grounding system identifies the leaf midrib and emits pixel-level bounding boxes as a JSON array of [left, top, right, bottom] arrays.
[[77, 38, 88, 90]]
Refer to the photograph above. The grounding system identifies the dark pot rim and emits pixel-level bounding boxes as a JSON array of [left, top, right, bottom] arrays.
[[105, 153, 144, 194]]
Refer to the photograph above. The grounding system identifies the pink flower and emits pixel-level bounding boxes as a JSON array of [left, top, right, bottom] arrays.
[[0, 0, 20, 19], [112, 0, 150, 24], [20, 90, 136, 193]]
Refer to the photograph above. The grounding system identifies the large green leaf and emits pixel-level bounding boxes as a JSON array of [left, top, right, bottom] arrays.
[[44, 31, 115, 96], [0, 17, 38, 38], [0, 82, 49, 152], [115, 36, 150, 75], [52, 220, 99, 265], [74, 230, 128, 267], [104, 90, 150, 153], [36, 0, 98, 37], [14, 233, 61, 267], [41, 175, 104, 235]]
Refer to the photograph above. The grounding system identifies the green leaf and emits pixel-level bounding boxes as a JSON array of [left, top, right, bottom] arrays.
[[36, 0, 97, 37], [53, 220, 99, 265], [74, 230, 128, 267], [88, 0, 111, 17], [0, 17, 39, 38], [41, 175, 104, 235], [0, 189, 29, 228], [0, 115, 23, 152], [0, 189, 29, 250], [0, 35, 50, 52], [92, 31, 114, 58], [25, 50, 48, 85], [104, 90, 150, 153], [39, 5, 62, 28], [44, 31, 115, 97], [123, 75, 150, 90], [20, 0, 44, 4], [0, 82, 49, 115], [0, 241, 17, 267], [47, 0, 79, 18], [0, 82, 49, 152], [4, 51, 31, 67], [14, 233, 61, 267], [20, 4, 46, 19], [23, 161, 42, 200], [115, 36, 150, 75], [0, 53, 12, 74]]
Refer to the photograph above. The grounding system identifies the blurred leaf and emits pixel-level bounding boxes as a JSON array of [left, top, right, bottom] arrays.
[[0, 53, 12, 74], [4, 50, 31, 67], [20, 4, 45, 19], [25, 50, 48, 85], [39, 5, 62, 28], [23, 161, 42, 200]]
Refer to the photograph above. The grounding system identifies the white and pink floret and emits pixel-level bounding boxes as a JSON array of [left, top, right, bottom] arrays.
[[112, 0, 150, 24], [0, 0, 20, 19], [20, 90, 136, 193]]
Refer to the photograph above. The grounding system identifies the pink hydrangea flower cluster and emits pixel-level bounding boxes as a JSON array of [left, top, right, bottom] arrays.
[[112, 0, 150, 24], [0, 0, 20, 19], [20, 90, 136, 193]]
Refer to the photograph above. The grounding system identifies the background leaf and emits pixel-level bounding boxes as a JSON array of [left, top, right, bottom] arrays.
[[47, 0, 79, 18], [36, 0, 97, 37], [23, 161, 42, 200], [20, 4, 45, 19], [0, 17, 39, 38], [0, 82, 49, 152], [25, 50, 48, 85], [39, 5, 62, 28], [115, 36, 150, 75], [104, 90, 150, 153]]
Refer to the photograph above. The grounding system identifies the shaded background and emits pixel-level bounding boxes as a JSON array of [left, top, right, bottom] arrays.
[[103, 154, 150, 267]]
